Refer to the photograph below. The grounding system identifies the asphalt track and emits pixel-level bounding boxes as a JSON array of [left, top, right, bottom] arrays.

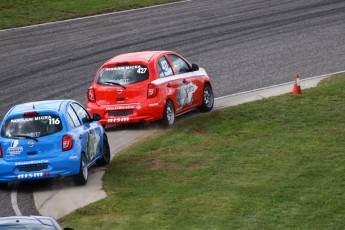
[[0, 0, 345, 218]]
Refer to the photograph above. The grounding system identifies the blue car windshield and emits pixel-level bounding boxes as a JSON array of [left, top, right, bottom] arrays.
[[97, 65, 149, 86], [1, 115, 63, 138]]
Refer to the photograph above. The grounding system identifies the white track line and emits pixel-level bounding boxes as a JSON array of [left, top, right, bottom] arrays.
[[215, 70, 345, 101], [11, 187, 22, 216]]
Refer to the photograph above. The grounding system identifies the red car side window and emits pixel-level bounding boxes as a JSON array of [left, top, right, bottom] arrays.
[[168, 54, 190, 74], [157, 56, 173, 78]]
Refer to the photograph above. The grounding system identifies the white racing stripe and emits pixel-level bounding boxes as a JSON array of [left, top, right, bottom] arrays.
[[11, 187, 22, 216], [152, 70, 208, 85]]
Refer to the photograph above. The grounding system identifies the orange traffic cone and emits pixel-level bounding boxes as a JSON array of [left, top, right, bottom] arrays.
[[292, 74, 302, 95]]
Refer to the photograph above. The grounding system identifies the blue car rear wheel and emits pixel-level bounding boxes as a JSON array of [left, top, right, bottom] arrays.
[[73, 154, 88, 185], [0, 182, 8, 190], [96, 135, 111, 166]]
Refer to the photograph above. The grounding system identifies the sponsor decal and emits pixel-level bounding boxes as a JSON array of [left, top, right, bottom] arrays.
[[25, 132, 40, 138], [35, 115, 52, 121], [176, 81, 198, 109], [69, 155, 78, 160], [15, 160, 48, 166], [107, 117, 130, 123], [10, 115, 53, 123], [185, 82, 198, 104], [17, 172, 50, 179], [106, 105, 135, 111], [149, 103, 159, 107], [87, 130, 101, 160], [10, 117, 34, 123], [105, 65, 141, 71], [7, 140, 23, 155], [28, 141, 35, 147]]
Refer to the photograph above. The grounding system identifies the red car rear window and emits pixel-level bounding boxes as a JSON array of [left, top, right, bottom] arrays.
[[97, 65, 149, 86]]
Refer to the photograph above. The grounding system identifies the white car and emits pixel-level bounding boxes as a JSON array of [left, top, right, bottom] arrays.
[[0, 215, 73, 230]]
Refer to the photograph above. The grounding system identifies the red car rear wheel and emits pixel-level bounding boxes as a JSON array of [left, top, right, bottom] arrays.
[[161, 100, 175, 127]]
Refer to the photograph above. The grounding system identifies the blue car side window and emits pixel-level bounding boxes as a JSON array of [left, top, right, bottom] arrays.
[[67, 106, 81, 127], [71, 103, 91, 124]]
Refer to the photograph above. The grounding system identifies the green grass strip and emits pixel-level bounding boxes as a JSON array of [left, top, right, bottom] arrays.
[[0, 0, 179, 29], [60, 74, 345, 229]]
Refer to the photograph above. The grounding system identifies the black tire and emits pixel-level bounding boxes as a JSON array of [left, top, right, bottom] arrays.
[[0, 182, 8, 190], [160, 100, 175, 128], [96, 135, 111, 166], [73, 154, 88, 186], [199, 84, 214, 112]]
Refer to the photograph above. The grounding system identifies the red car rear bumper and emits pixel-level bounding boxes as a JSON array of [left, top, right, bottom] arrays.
[[87, 99, 165, 125]]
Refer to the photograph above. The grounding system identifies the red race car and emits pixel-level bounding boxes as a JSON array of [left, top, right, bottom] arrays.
[[86, 51, 214, 127]]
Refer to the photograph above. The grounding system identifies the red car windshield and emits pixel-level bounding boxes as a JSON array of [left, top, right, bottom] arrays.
[[97, 65, 149, 86]]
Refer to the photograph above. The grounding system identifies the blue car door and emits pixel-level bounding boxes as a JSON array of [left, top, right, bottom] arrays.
[[70, 103, 102, 165]]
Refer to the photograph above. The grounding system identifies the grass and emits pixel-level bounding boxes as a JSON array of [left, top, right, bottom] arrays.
[[0, 0, 179, 29], [60, 74, 345, 229]]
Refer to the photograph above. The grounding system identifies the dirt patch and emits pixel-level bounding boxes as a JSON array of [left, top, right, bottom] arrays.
[[187, 126, 208, 134], [147, 159, 201, 170], [148, 159, 166, 170]]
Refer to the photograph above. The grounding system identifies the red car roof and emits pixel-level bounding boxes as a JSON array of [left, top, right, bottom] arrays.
[[106, 51, 170, 64]]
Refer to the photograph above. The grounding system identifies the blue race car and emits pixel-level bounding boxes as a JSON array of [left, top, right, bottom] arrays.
[[0, 100, 110, 189]]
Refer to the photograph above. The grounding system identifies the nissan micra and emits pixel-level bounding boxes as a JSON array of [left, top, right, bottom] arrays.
[[86, 51, 214, 127], [0, 100, 110, 189]]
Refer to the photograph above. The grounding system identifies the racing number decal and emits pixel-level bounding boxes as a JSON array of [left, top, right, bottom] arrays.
[[137, 67, 147, 74], [48, 118, 60, 125]]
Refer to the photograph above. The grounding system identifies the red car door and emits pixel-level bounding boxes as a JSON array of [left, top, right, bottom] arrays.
[[166, 53, 204, 112], [156, 55, 190, 115]]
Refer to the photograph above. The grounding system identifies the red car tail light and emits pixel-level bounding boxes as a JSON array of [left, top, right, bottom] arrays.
[[62, 135, 73, 151], [0, 144, 3, 158], [147, 84, 158, 98], [88, 88, 96, 102]]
